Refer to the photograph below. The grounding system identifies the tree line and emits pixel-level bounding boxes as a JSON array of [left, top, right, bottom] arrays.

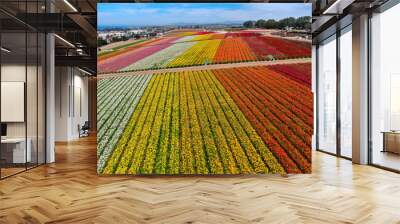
[[243, 16, 311, 30]]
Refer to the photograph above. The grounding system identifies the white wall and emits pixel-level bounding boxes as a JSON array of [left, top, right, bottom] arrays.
[[1, 62, 46, 164], [1, 82, 25, 122], [54, 66, 89, 141], [0, 64, 41, 138], [1, 64, 26, 139], [55, 66, 70, 141], [1, 64, 26, 81], [78, 73, 89, 137]]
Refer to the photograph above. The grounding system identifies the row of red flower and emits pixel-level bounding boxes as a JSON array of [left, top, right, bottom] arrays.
[[214, 67, 312, 173], [258, 66, 313, 110], [263, 36, 311, 57], [234, 67, 312, 157], [228, 67, 312, 161], [242, 36, 311, 60], [250, 67, 314, 128], [268, 63, 312, 87]]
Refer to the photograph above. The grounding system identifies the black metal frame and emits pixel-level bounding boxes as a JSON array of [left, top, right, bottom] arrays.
[[336, 28, 341, 157], [367, 10, 373, 166], [315, 44, 319, 151], [0, 0, 47, 180], [25, 2, 28, 172]]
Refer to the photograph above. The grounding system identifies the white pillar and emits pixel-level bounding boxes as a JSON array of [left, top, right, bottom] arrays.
[[352, 14, 369, 164], [46, 32, 55, 163], [55, 67, 73, 141]]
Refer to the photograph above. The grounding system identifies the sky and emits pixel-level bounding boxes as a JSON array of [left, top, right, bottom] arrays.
[[98, 3, 311, 27]]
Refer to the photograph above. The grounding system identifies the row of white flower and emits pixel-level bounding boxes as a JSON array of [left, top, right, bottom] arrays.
[[97, 77, 133, 122], [97, 74, 153, 173], [97, 76, 127, 109], [172, 35, 196, 43], [120, 41, 197, 71]]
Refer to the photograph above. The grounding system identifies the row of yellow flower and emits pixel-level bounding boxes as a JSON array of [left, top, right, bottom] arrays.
[[118, 74, 167, 174], [188, 71, 225, 174], [134, 73, 172, 174], [179, 72, 196, 174], [207, 70, 286, 174], [185, 72, 209, 174], [167, 40, 221, 67], [199, 71, 255, 174], [192, 34, 215, 41], [153, 73, 175, 174], [167, 73, 181, 174], [190, 71, 238, 174]]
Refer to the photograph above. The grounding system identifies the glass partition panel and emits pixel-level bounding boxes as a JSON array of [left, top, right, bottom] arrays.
[[318, 34, 337, 154], [27, 31, 38, 169], [339, 25, 352, 158], [0, 0, 46, 179], [1, 31, 27, 177], [371, 3, 400, 171], [38, 32, 45, 165]]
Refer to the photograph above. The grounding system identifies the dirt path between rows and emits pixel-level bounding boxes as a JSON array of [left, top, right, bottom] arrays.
[[97, 58, 311, 79]]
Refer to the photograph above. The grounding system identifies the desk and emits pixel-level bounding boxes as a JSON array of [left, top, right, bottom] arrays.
[[382, 131, 400, 154], [1, 138, 31, 163]]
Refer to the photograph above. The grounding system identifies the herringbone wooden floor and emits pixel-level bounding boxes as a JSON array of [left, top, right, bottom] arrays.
[[1, 136, 400, 224]]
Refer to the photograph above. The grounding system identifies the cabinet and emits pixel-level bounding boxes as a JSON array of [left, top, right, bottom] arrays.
[[382, 132, 400, 154]]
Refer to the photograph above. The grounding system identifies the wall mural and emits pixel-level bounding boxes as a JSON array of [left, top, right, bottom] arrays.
[[97, 3, 312, 175]]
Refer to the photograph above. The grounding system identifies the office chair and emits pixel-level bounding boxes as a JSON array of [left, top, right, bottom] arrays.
[[79, 121, 90, 138]]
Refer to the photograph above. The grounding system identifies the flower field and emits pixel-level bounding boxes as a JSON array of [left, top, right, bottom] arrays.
[[97, 63, 312, 174], [97, 30, 311, 73]]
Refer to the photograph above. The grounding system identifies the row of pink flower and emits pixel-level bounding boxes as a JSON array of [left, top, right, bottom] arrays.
[[98, 36, 181, 73]]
